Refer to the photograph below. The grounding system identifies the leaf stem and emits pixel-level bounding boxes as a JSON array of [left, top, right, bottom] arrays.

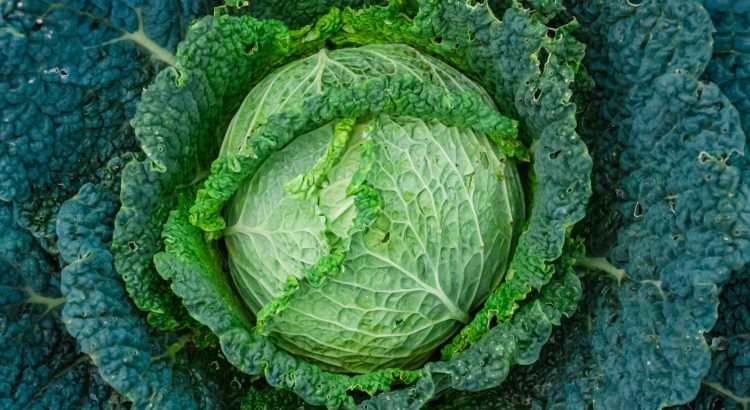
[[577, 256, 627, 283]]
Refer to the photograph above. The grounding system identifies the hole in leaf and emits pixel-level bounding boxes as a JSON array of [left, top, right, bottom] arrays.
[[538, 48, 549, 72], [633, 202, 643, 218], [548, 150, 561, 160]]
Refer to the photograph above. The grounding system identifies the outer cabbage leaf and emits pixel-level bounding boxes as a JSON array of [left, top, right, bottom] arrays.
[[574, 1, 750, 406], [703, 0, 750, 138], [451, 73, 750, 410], [0, 0, 216, 249], [685, 265, 750, 409], [1, 2, 219, 401], [457, 1, 750, 408], [56, 157, 248, 409], [685, 2, 750, 408], [570, 0, 715, 257], [0, 200, 124, 409], [111, 11, 295, 331]]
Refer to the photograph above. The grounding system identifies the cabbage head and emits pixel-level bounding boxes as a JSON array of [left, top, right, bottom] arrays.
[[222, 44, 525, 373], [108, 1, 592, 408]]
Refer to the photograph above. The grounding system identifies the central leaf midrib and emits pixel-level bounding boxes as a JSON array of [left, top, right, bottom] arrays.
[[357, 247, 470, 323]]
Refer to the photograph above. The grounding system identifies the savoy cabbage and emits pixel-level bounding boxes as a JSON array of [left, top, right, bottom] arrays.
[[0, 0, 748, 409]]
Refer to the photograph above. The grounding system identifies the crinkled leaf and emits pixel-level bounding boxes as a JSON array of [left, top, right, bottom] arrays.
[[57, 160, 247, 409], [0, 201, 124, 409], [0, 0, 215, 249], [112, 12, 293, 331], [478, 2, 750, 409], [702, 0, 750, 138]]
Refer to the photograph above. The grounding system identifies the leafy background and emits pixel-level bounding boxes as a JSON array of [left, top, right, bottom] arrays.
[[1, 0, 748, 408], [1, 1, 249, 408]]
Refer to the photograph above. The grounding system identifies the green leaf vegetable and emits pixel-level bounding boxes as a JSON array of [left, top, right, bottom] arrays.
[[0, 0, 747, 409], [216, 44, 526, 373]]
